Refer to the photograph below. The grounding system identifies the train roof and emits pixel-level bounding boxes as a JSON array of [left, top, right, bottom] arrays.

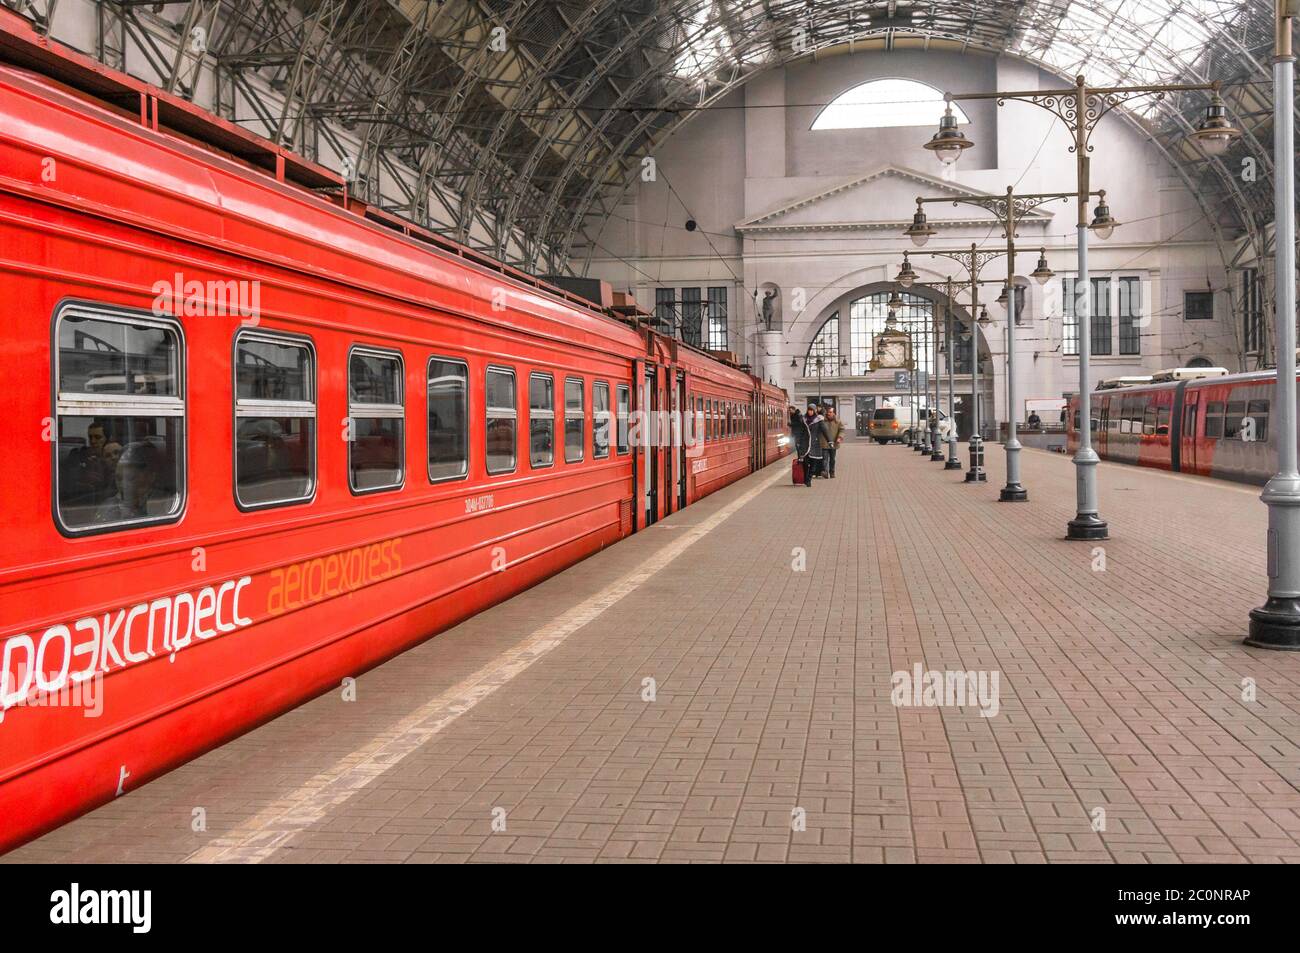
[[0, 10, 656, 355], [0, 7, 785, 398]]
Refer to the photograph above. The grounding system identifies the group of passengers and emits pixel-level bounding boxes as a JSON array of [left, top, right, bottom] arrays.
[[788, 403, 844, 487]]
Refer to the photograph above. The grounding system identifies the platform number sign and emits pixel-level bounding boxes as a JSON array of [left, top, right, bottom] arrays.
[[893, 370, 910, 390]]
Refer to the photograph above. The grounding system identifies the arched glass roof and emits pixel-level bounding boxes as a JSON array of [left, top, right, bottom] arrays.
[[12, 0, 1275, 275]]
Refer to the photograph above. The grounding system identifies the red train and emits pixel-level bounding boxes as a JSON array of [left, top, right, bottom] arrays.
[[1066, 367, 1283, 485], [0, 13, 787, 852]]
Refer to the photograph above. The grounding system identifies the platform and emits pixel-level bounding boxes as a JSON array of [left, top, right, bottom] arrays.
[[9, 440, 1300, 864]]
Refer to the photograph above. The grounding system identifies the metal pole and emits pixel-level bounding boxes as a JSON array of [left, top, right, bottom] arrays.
[[931, 289, 944, 460], [917, 306, 930, 452], [1001, 187, 1028, 500], [1067, 76, 1108, 539], [908, 309, 918, 448], [945, 278, 962, 469], [966, 248, 987, 482], [911, 308, 920, 449], [1249, 2, 1300, 648]]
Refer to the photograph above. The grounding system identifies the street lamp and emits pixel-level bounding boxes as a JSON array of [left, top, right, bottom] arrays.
[[895, 253, 919, 289], [923, 103, 974, 166], [905, 207, 938, 247], [1191, 90, 1243, 157], [1031, 249, 1055, 285], [930, 74, 1241, 537], [923, 244, 1008, 483], [890, 276, 965, 465], [908, 188, 1097, 501], [1248, 0, 1300, 649], [1088, 191, 1119, 240]]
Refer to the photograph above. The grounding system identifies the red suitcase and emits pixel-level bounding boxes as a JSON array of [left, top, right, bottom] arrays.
[[792, 459, 805, 485]]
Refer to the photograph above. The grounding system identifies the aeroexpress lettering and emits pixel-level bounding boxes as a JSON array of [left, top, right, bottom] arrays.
[[0, 576, 252, 721]]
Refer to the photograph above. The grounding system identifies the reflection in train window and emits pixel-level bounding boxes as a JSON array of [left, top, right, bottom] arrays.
[[529, 373, 554, 468], [55, 306, 185, 534], [235, 331, 315, 508], [428, 357, 468, 482], [616, 384, 630, 454], [486, 366, 517, 474], [1204, 401, 1224, 439], [1246, 399, 1270, 441], [348, 347, 405, 493], [564, 377, 584, 463], [1223, 401, 1246, 439], [1156, 406, 1171, 436], [593, 381, 611, 459]]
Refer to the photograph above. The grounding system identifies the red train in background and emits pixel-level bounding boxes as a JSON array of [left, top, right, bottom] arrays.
[[0, 11, 787, 852], [1066, 366, 1284, 485]]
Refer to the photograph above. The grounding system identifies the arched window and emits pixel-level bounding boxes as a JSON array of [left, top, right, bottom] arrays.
[[812, 79, 970, 131], [849, 293, 933, 375], [1186, 356, 1214, 368], [804, 314, 839, 376]]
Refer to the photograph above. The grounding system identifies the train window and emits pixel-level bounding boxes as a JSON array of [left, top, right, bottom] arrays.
[[348, 348, 405, 493], [1247, 399, 1270, 441], [616, 384, 630, 454], [1204, 401, 1224, 439], [54, 305, 185, 534], [234, 330, 315, 509], [428, 357, 468, 482], [1142, 406, 1156, 436], [1156, 406, 1171, 436], [1223, 400, 1246, 439], [564, 377, 585, 463], [593, 382, 611, 459], [529, 373, 555, 468], [1184, 403, 1197, 437], [486, 366, 517, 474]]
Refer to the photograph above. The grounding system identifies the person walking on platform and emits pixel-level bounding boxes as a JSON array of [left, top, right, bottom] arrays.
[[802, 404, 828, 486], [789, 406, 811, 486], [820, 407, 843, 478]]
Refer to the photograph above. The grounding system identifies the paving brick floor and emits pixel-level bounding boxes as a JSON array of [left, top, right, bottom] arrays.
[[9, 439, 1300, 864]]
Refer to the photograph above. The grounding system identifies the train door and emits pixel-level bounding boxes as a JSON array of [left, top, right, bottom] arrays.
[[677, 374, 688, 510], [641, 366, 658, 526], [1095, 395, 1109, 456], [659, 371, 670, 519], [1181, 389, 1200, 473]]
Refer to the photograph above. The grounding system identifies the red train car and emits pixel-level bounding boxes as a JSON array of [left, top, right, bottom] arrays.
[[0, 13, 785, 852], [1066, 368, 1281, 485]]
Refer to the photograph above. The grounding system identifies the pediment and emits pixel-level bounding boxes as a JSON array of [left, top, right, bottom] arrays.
[[735, 165, 1054, 234]]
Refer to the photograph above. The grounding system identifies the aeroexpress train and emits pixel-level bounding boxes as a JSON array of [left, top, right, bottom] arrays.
[[1065, 365, 1286, 485], [0, 10, 788, 851]]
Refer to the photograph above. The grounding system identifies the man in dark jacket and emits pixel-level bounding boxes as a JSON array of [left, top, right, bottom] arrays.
[[820, 407, 844, 478]]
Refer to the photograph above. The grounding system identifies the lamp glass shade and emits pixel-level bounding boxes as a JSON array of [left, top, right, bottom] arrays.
[[934, 144, 962, 166]]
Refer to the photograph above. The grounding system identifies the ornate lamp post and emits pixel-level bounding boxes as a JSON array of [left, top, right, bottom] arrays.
[[908, 245, 1008, 482], [907, 189, 1094, 500], [1248, 1, 1300, 649], [927, 75, 1241, 536], [885, 275, 962, 465]]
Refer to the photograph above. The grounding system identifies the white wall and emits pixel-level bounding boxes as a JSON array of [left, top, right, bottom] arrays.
[[585, 48, 1240, 427]]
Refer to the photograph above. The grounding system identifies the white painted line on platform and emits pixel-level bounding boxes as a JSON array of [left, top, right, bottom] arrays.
[[185, 464, 787, 863]]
